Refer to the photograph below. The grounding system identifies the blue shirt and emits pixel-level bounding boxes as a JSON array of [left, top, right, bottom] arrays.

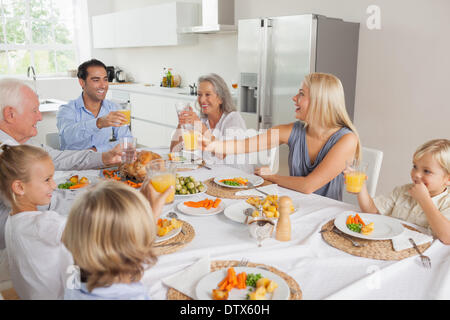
[[287, 121, 353, 201], [64, 282, 150, 300], [57, 94, 132, 152]]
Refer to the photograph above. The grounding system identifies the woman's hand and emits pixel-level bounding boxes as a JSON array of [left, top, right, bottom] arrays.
[[141, 181, 174, 219], [178, 107, 200, 126], [254, 166, 276, 181]]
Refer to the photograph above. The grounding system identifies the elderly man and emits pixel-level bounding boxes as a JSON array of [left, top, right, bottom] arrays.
[[0, 78, 123, 251], [57, 59, 132, 152]]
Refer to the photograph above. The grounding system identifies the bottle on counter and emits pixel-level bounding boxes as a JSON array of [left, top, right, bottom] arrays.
[[167, 68, 173, 88], [161, 67, 167, 87]]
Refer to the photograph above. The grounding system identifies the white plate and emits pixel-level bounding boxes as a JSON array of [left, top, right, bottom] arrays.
[[334, 211, 405, 240], [155, 226, 181, 244], [213, 175, 264, 189], [223, 199, 300, 224], [177, 197, 226, 216], [195, 267, 290, 300], [175, 184, 208, 198], [55, 175, 99, 190]]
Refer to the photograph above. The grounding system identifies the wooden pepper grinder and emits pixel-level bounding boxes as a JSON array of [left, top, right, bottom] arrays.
[[276, 196, 292, 241]]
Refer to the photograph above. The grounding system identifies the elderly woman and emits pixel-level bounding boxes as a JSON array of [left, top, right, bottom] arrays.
[[205, 73, 361, 201], [170, 73, 247, 166]]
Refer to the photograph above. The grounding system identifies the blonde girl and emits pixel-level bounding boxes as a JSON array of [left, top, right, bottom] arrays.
[[0, 144, 72, 299], [62, 180, 158, 300], [206, 72, 360, 201], [357, 139, 450, 244]]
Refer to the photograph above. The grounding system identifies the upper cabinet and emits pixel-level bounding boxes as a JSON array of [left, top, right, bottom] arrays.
[[92, 2, 200, 48]]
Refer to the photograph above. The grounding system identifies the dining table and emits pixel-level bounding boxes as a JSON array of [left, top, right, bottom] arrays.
[[54, 148, 450, 300]]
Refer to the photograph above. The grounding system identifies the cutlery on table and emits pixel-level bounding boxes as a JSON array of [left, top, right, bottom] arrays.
[[246, 181, 269, 196], [332, 227, 367, 247], [154, 241, 186, 248], [409, 238, 431, 268]]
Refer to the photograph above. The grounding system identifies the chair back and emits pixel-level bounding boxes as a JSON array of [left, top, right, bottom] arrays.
[[45, 132, 60, 150], [343, 146, 383, 205]]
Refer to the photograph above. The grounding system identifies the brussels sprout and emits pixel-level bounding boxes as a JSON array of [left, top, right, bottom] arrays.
[[180, 188, 187, 195], [194, 181, 200, 187], [175, 184, 182, 191], [197, 185, 205, 192], [187, 182, 195, 190]]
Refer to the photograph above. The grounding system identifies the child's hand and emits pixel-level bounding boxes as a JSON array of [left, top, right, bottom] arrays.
[[141, 182, 174, 219], [408, 181, 431, 203]]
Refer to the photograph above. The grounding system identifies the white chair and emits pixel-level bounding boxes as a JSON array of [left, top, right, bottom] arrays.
[[343, 146, 384, 205], [45, 132, 60, 150]]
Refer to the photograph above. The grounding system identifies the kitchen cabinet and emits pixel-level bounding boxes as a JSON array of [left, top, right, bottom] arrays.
[[92, 2, 200, 48]]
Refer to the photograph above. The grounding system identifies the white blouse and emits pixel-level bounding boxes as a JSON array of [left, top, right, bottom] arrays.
[[5, 210, 73, 299]]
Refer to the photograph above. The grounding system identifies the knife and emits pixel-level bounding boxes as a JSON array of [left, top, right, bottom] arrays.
[[195, 159, 211, 170]]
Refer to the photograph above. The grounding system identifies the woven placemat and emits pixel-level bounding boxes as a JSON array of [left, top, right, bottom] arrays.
[[204, 178, 273, 199], [321, 219, 432, 261], [167, 260, 302, 300], [153, 220, 195, 256]]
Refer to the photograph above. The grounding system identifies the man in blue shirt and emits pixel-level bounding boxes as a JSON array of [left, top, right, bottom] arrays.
[[57, 59, 132, 152]]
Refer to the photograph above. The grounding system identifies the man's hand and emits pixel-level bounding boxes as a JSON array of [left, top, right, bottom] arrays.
[[101, 143, 122, 166], [97, 111, 128, 129], [141, 181, 174, 219], [408, 180, 431, 203]]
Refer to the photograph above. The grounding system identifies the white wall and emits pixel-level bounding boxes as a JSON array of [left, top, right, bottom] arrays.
[[94, 0, 450, 195]]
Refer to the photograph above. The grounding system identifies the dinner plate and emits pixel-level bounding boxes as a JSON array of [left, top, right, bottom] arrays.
[[176, 197, 226, 216], [175, 184, 208, 198], [223, 199, 300, 224], [213, 175, 264, 189], [334, 211, 404, 240], [55, 175, 100, 190], [195, 267, 290, 300], [155, 226, 181, 244]]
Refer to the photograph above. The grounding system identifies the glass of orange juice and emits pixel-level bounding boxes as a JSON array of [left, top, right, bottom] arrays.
[[117, 109, 131, 125], [344, 160, 368, 193], [145, 159, 176, 204], [182, 124, 199, 151]]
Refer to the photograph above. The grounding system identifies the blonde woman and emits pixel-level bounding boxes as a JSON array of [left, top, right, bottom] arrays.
[[205, 73, 361, 201], [63, 180, 162, 300]]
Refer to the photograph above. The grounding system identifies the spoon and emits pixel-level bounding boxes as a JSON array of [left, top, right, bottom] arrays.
[[243, 208, 254, 224], [167, 211, 185, 235]]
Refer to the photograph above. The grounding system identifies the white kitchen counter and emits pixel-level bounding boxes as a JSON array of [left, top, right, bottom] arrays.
[[108, 83, 197, 100]]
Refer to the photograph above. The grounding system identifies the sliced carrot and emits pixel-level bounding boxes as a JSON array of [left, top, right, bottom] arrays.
[[355, 213, 365, 226], [69, 183, 88, 190], [219, 279, 229, 291], [346, 215, 352, 225], [213, 198, 221, 208], [225, 283, 234, 292], [206, 199, 213, 210]]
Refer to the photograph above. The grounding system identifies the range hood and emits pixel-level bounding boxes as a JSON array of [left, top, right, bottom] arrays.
[[179, 0, 236, 34]]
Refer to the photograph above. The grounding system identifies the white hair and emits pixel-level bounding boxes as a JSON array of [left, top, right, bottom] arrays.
[[0, 78, 33, 121]]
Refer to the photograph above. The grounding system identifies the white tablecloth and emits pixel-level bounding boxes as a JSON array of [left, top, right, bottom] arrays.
[[138, 164, 450, 300]]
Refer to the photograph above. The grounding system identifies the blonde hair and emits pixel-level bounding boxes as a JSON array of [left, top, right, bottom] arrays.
[[0, 144, 50, 204], [413, 139, 450, 175], [62, 180, 157, 292], [303, 73, 361, 160]]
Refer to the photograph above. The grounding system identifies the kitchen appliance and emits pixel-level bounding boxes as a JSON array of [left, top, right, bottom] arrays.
[[106, 66, 115, 82], [238, 14, 359, 174], [115, 68, 126, 82]]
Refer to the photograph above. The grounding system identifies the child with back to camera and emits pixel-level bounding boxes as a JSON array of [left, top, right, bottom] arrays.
[[0, 144, 73, 299], [62, 180, 163, 300], [356, 139, 450, 244]]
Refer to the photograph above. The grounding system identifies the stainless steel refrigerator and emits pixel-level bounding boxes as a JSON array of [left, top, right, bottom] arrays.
[[237, 14, 359, 174]]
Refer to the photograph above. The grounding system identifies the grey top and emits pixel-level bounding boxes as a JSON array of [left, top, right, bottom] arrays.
[[288, 121, 352, 201]]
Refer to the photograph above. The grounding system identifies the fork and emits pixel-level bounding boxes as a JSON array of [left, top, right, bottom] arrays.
[[332, 227, 367, 247], [409, 238, 432, 268], [237, 258, 249, 267]]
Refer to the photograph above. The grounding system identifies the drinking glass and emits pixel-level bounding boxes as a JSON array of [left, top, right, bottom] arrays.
[[344, 159, 368, 193], [120, 137, 137, 164], [182, 124, 199, 151], [175, 101, 191, 117], [145, 159, 176, 204], [247, 215, 275, 247], [117, 103, 131, 126]]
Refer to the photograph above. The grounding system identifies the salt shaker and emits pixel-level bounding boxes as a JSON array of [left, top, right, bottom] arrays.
[[276, 196, 292, 241]]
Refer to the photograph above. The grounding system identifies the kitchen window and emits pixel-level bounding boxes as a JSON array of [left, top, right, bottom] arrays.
[[0, 0, 86, 76]]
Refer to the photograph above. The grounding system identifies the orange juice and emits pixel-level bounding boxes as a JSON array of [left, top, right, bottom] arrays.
[[150, 173, 176, 204], [345, 172, 366, 193], [118, 109, 131, 125], [183, 130, 198, 151]]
